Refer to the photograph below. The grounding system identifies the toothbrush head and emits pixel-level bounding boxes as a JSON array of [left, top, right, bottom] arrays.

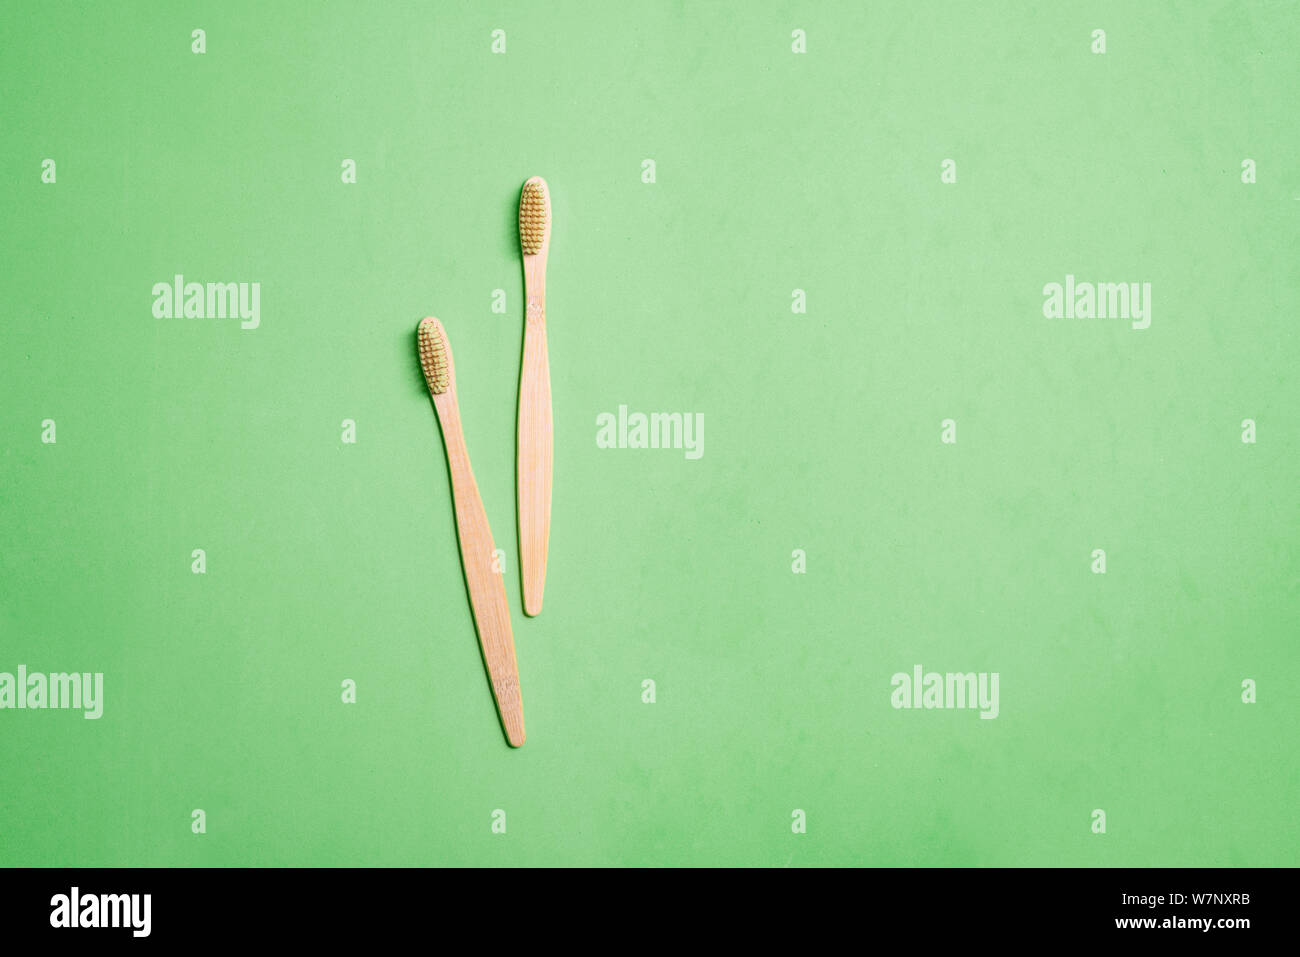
[[417, 317, 450, 396], [519, 177, 550, 256]]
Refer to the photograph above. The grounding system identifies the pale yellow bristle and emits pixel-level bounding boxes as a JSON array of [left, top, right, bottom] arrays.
[[418, 320, 449, 395], [519, 181, 548, 255]]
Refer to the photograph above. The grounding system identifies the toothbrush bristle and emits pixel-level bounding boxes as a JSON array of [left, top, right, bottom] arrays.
[[519, 180, 548, 255], [418, 318, 449, 395]]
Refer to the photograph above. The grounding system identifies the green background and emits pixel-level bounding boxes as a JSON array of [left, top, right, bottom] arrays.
[[2, 1, 1296, 867]]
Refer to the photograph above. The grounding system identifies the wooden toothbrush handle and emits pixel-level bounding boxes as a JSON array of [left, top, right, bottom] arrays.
[[440, 402, 525, 747], [517, 316, 552, 617]]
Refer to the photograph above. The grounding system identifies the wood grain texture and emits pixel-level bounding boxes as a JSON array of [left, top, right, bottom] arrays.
[[422, 318, 525, 748], [517, 176, 552, 617]]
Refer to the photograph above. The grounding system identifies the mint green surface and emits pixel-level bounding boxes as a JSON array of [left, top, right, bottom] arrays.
[[1, 2, 1297, 867]]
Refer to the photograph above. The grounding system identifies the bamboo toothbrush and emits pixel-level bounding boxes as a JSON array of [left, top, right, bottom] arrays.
[[417, 317, 525, 747], [517, 176, 553, 617]]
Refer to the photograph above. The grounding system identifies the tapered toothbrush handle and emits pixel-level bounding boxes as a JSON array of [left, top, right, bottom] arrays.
[[517, 316, 552, 617], [439, 400, 525, 747]]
